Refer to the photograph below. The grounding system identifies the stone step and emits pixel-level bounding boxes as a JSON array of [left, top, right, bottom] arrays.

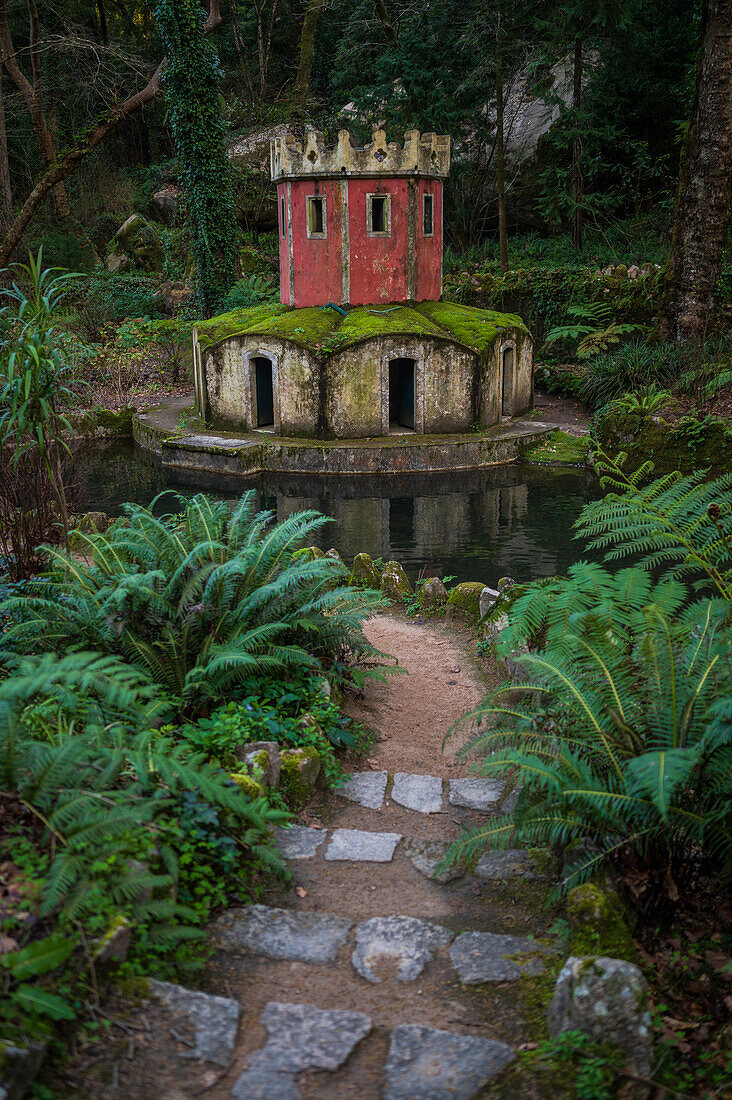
[[338, 770, 519, 814], [211, 904, 554, 985], [149, 980, 241, 1067], [229, 1001, 516, 1100], [274, 823, 544, 883]]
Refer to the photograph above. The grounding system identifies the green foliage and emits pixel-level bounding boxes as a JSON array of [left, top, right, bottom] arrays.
[[544, 302, 647, 360], [579, 340, 678, 409], [530, 1030, 622, 1100], [445, 457, 732, 911], [221, 274, 278, 311], [0, 491, 382, 713], [155, 0, 239, 315], [613, 385, 674, 418]]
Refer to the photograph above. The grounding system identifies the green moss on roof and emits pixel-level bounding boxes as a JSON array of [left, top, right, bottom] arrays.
[[414, 301, 527, 353], [196, 299, 529, 357]]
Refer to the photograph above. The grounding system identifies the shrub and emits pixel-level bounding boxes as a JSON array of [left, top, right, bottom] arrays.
[[0, 491, 382, 714], [445, 454, 732, 913], [580, 340, 678, 409]]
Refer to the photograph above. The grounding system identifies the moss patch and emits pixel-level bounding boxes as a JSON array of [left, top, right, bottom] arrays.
[[447, 581, 486, 621], [196, 300, 529, 358], [522, 429, 591, 466], [414, 300, 528, 352], [566, 882, 637, 963], [280, 746, 322, 809]]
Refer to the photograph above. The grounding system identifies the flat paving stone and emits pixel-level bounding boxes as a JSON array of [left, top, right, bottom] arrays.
[[448, 777, 507, 811], [351, 916, 453, 983], [474, 849, 538, 880], [391, 773, 443, 814], [401, 838, 463, 884], [274, 825, 327, 860], [449, 931, 553, 983], [383, 1024, 515, 1100], [149, 980, 240, 1066], [325, 828, 401, 862], [230, 1002, 372, 1099], [213, 905, 351, 964], [338, 770, 388, 809]]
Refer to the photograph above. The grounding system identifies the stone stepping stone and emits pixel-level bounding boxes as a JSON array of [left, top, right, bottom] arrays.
[[474, 849, 538, 880], [391, 773, 443, 813], [274, 825, 327, 860], [325, 828, 401, 862], [149, 980, 240, 1067], [401, 838, 463, 884], [231, 1001, 372, 1099], [351, 916, 453, 983], [213, 905, 351, 964], [449, 931, 552, 984], [448, 777, 506, 811], [338, 770, 388, 809], [383, 1024, 515, 1100]]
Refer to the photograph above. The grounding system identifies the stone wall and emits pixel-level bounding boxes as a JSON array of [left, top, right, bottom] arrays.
[[200, 325, 531, 439]]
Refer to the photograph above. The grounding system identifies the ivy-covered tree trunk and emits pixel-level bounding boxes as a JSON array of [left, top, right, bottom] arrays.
[[292, 0, 329, 107], [571, 35, 584, 252], [661, 0, 732, 340], [155, 0, 239, 316]]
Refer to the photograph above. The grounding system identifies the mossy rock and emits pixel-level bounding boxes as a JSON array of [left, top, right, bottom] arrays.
[[522, 429, 591, 466], [567, 882, 637, 963], [292, 545, 325, 562], [230, 772, 265, 799], [280, 746, 322, 809], [380, 560, 412, 601], [447, 581, 486, 621], [350, 552, 382, 588], [419, 577, 448, 608]]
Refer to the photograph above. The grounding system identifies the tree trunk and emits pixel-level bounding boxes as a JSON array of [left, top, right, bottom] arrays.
[[571, 35, 583, 252], [0, 70, 11, 230], [496, 49, 508, 273], [372, 0, 398, 44], [96, 0, 109, 45], [0, 0, 72, 225], [0, 62, 163, 268], [292, 0, 328, 107], [661, 0, 732, 341]]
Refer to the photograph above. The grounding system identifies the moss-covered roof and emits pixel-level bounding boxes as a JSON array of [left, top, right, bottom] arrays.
[[196, 300, 528, 356]]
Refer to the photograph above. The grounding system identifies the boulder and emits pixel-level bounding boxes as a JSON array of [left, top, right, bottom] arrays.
[[114, 213, 163, 271], [420, 577, 448, 608], [151, 186, 179, 223], [350, 552, 382, 588], [280, 747, 322, 808], [94, 915, 132, 963], [447, 581, 486, 620], [381, 560, 413, 601], [106, 251, 129, 275], [239, 741, 281, 791], [547, 956, 652, 1078], [627, 264, 640, 281], [479, 586, 500, 618], [0, 1042, 47, 1100]]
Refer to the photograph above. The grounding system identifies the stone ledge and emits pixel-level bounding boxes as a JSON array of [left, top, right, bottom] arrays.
[[133, 405, 557, 477]]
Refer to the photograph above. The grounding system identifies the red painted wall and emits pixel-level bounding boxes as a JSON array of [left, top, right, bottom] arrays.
[[279, 176, 443, 307]]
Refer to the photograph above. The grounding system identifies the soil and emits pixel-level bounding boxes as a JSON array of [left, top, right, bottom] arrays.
[[531, 386, 591, 435]]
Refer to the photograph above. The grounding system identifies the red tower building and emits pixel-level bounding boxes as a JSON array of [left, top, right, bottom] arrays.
[[270, 129, 450, 308]]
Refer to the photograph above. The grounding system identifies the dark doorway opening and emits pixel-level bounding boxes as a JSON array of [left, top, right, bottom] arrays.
[[501, 346, 514, 418], [253, 356, 275, 428], [389, 358, 416, 431]]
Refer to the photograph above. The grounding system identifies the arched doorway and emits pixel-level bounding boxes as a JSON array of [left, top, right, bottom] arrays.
[[388, 357, 416, 431], [252, 356, 275, 428], [501, 345, 515, 418]]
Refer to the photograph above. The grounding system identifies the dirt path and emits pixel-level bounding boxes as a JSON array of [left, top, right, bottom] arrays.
[[346, 615, 487, 777], [58, 614, 555, 1100]]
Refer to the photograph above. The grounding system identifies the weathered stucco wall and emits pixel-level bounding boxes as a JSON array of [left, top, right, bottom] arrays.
[[200, 323, 531, 438]]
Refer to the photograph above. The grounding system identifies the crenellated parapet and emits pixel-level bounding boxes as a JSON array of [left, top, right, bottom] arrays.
[[270, 128, 450, 181]]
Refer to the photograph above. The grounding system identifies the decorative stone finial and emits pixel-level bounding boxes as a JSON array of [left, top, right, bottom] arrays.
[[270, 129, 450, 181]]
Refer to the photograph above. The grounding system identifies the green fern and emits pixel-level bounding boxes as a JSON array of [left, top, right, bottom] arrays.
[[0, 492, 383, 712]]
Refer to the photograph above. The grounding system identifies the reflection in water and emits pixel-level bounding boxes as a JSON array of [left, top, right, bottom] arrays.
[[78, 440, 599, 584]]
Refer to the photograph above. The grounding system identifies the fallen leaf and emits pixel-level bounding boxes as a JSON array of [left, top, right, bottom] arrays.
[[295, 886, 307, 898]]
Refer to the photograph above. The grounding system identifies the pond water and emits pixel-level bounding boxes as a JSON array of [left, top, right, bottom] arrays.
[[78, 440, 599, 585]]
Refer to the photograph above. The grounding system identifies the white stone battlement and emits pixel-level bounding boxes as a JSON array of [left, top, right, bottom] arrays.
[[270, 129, 450, 181]]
